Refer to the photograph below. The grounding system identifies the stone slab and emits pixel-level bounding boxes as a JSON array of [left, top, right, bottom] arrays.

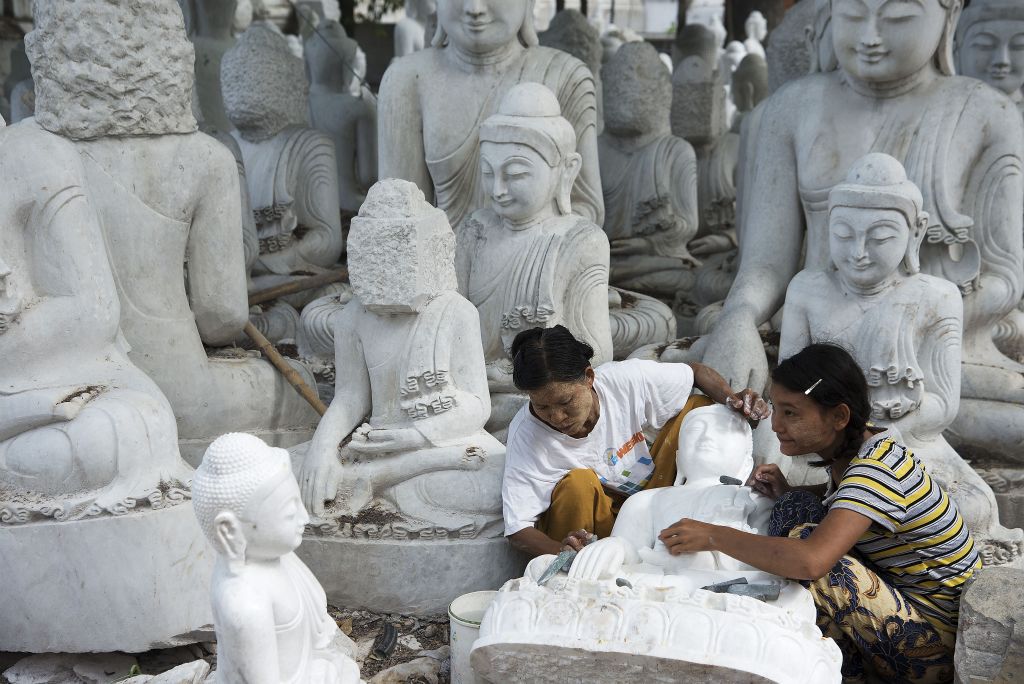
[[0, 504, 214, 653], [955, 567, 1024, 683], [296, 536, 527, 616]]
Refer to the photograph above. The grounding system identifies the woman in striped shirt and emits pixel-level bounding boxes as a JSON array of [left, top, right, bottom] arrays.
[[660, 343, 980, 684]]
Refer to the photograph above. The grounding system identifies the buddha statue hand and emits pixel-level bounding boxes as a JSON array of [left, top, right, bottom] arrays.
[[52, 386, 103, 421], [461, 446, 488, 470], [695, 308, 769, 392], [348, 425, 429, 454], [568, 537, 639, 582], [486, 360, 516, 393], [299, 440, 345, 518]]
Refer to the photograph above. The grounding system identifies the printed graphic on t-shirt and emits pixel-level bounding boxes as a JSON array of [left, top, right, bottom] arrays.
[[599, 431, 654, 494]]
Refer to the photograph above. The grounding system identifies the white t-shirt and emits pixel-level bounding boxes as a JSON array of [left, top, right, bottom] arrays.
[[502, 359, 696, 536]]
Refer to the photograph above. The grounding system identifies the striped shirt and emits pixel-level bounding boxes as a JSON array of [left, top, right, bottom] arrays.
[[824, 429, 981, 631]]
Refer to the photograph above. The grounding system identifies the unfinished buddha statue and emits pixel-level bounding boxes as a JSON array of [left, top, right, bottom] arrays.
[[780, 153, 1018, 549], [183, 0, 238, 132], [193, 433, 362, 684], [26, 0, 319, 461], [599, 42, 699, 303], [305, 19, 377, 214], [394, 0, 435, 58], [538, 9, 604, 133], [473, 404, 843, 683], [686, 0, 1024, 479], [378, 0, 603, 231], [223, 24, 344, 281], [297, 179, 504, 538]]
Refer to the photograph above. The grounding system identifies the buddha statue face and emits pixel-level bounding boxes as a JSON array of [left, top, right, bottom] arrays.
[[829, 207, 911, 288], [480, 142, 561, 224], [0, 254, 22, 334], [436, 0, 533, 55], [957, 19, 1024, 96], [240, 476, 309, 561], [674, 405, 753, 485], [831, 0, 950, 83]]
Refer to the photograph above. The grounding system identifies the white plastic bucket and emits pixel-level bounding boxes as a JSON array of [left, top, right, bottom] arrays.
[[448, 590, 497, 684]]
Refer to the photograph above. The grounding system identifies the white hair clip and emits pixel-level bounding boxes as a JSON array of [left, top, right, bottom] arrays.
[[804, 378, 824, 395]]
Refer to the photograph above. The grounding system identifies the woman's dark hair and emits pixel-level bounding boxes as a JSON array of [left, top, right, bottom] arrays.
[[510, 325, 595, 391], [771, 343, 871, 467]]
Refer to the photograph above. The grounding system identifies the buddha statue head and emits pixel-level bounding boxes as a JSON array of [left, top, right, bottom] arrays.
[[193, 433, 309, 570], [745, 11, 768, 43], [955, 0, 1024, 98], [478, 83, 581, 222], [305, 19, 358, 92], [828, 153, 928, 289], [347, 179, 458, 314], [732, 54, 769, 113], [602, 42, 672, 139], [433, 0, 538, 54], [673, 404, 754, 486], [830, 0, 962, 83], [408, 0, 437, 22], [672, 22, 720, 76], [26, 0, 197, 140], [721, 41, 747, 73], [222, 24, 309, 142], [0, 253, 21, 335], [538, 9, 603, 77]]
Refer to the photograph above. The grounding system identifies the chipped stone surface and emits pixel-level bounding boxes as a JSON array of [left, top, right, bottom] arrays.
[[955, 567, 1024, 683], [3, 653, 137, 684]]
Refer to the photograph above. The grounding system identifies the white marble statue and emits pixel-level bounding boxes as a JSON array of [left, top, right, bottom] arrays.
[[457, 83, 613, 431], [182, 0, 238, 132], [394, 0, 435, 58], [26, 0, 319, 463], [682, 0, 1024, 515], [744, 10, 768, 58], [780, 153, 1009, 540], [223, 24, 344, 281], [298, 179, 504, 537], [720, 40, 747, 75], [599, 42, 700, 302], [305, 19, 377, 214], [471, 404, 842, 684], [193, 433, 362, 684]]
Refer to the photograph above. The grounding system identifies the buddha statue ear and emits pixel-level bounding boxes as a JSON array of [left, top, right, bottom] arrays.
[[555, 152, 582, 215], [903, 211, 929, 275], [213, 511, 247, 572], [935, 0, 963, 76], [520, 0, 539, 47]]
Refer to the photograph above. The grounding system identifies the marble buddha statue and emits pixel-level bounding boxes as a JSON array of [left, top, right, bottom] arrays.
[[684, 0, 1024, 477], [780, 153, 1012, 543], [223, 24, 344, 282], [378, 0, 603, 232], [744, 10, 768, 59], [193, 433, 362, 684], [598, 42, 700, 302], [182, 0, 238, 132], [305, 19, 377, 214], [0, 120, 193, 521], [954, 0, 1024, 365], [473, 403, 843, 684], [394, 0, 435, 58], [297, 179, 505, 538], [26, 0, 319, 461]]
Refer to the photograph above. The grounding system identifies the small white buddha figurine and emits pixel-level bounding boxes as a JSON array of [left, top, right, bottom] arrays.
[[193, 433, 362, 684], [298, 179, 504, 536], [599, 41, 700, 302], [222, 24, 344, 280], [780, 153, 1006, 535], [456, 83, 613, 428], [744, 10, 768, 59], [563, 404, 771, 581], [305, 19, 377, 214], [393, 0, 435, 58]]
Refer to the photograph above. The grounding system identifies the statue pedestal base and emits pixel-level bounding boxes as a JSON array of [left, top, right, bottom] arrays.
[[297, 536, 527, 615], [0, 503, 214, 653]]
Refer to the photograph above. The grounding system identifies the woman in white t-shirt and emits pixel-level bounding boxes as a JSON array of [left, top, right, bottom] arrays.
[[503, 325, 769, 558]]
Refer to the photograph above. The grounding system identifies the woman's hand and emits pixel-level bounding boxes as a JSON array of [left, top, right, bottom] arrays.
[[658, 518, 718, 555], [746, 463, 791, 500], [725, 388, 771, 422], [561, 529, 595, 552]]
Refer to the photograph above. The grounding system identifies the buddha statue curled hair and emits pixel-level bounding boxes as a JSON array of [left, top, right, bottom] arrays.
[[26, 0, 197, 140]]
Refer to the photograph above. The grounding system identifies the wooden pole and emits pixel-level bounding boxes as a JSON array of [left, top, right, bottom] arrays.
[[244, 322, 328, 416], [248, 269, 349, 306]]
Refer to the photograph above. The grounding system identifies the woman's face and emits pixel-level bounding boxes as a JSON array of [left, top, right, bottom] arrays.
[[438, 0, 527, 55], [769, 384, 846, 457], [958, 19, 1024, 96], [832, 0, 947, 83], [528, 370, 596, 437]]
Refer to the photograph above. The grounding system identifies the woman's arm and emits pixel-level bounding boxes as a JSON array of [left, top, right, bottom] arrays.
[[689, 362, 770, 421], [658, 507, 872, 580], [508, 527, 564, 558]]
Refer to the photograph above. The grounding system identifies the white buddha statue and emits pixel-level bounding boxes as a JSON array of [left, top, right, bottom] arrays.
[[744, 10, 768, 59], [457, 83, 612, 430], [26, 0, 319, 462], [193, 433, 362, 684], [393, 0, 435, 58], [297, 179, 504, 538], [780, 153, 1015, 544]]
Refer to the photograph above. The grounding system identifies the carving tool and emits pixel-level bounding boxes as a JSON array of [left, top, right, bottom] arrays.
[[537, 533, 597, 585]]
